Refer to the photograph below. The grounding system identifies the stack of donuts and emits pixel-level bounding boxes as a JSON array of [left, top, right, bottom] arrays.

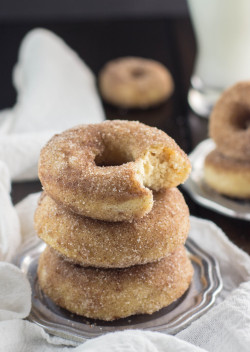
[[35, 120, 193, 321], [204, 82, 250, 199]]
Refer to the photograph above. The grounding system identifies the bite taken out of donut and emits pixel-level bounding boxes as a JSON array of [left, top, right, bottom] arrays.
[[99, 57, 174, 109], [38, 120, 191, 222]]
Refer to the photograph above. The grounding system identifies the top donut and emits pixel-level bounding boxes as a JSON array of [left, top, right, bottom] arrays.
[[38, 120, 191, 222], [209, 81, 250, 161], [99, 57, 174, 109]]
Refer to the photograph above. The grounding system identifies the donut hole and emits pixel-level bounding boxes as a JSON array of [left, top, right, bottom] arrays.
[[95, 148, 133, 167], [231, 104, 250, 130], [130, 67, 146, 78]]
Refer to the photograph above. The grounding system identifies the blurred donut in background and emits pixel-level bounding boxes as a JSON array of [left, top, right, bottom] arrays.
[[99, 57, 174, 109]]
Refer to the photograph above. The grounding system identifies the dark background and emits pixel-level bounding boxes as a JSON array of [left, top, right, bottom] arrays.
[[0, 0, 188, 21], [1, 2, 249, 253], [0, 0, 194, 116]]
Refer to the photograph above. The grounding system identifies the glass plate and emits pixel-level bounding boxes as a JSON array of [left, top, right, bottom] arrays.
[[182, 139, 250, 221], [13, 236, 222, 342]]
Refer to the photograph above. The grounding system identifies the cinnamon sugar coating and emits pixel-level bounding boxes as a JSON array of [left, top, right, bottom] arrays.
[[34, 188, 190, 268], [37, 245, 193, 321], [210, 81, 250, 161], [204, 149, 250, 198], [38, 120, 191, 222], [99, 57, 174, 109]]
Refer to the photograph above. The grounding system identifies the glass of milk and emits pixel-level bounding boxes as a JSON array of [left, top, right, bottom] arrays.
[[187, 0, 250, 117]]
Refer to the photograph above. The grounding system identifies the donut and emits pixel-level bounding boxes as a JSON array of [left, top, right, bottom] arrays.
[[204, 149, 250, 199], [209, 81, 250, 161], [38, 120, 191, 222], [37, 245, 193, 321], [99, 57, 174, 109], [34, 188, 190, 268]]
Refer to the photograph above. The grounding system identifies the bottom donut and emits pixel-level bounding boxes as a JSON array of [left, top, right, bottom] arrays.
[[204, 149, 250, 199], [37, 245, 193, 321]]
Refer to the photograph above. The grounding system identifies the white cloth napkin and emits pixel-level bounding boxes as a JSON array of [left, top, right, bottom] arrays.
[[0, 262, 31, 321], [0, 28, 104, 181], [1, 28, 250, 351], [0, 161, 20, 261]]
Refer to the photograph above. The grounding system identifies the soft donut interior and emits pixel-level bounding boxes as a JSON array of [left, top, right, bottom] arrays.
[[136, 147, 189, 191]]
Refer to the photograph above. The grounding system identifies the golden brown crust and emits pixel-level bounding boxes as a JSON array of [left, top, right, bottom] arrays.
[[99, 57, 174, 109], [38, 120, 191, 222], [34, 188, 190, 268], [204, 149, 250, 198], [209, 81, 250, 161], [37, 245, 193, 321]]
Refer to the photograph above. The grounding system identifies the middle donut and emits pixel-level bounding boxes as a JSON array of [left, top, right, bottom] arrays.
[[34, 188, 189, 268]]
